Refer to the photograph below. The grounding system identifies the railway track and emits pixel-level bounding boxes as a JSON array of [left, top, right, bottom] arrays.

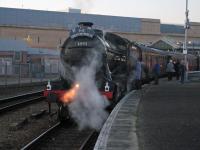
[[0, 91, 44, 114], [21, 122, 99, 150]]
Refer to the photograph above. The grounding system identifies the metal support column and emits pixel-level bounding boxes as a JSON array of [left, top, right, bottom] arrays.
[[183, 0, 190, 81]]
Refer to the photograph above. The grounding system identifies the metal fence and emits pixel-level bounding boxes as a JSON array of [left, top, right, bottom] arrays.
[[0, 62, 60, 86]]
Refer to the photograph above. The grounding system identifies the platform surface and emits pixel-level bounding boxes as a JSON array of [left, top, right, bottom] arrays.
[[137, 79, 200, 150], [95, 79, 200, 150]]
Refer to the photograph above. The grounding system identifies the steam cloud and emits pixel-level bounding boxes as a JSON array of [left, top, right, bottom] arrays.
[[73, 0, 93, 13], [68, 52, 109, 130]]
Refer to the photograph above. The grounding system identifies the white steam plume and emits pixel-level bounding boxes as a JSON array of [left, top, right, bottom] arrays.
[[73, 0, 93, 13], [68, 51, 109, 130]]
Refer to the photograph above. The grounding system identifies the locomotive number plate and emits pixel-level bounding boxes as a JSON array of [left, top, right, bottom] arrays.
[[75, 41, 88, 47]]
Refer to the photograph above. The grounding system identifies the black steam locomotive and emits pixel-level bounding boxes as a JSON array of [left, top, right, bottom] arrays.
[[44, 22, 134, 120], [44, 22, 198, 121]]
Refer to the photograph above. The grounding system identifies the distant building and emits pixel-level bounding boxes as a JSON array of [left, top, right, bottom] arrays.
[[0, 38, 59, 76], [151, 37, 181, 52], [28, 48, 60, 74], [0, 7, 200, 54], [69, 8, 81, 13], [0, 39, 27, 75], [151, 37, 200, 55]]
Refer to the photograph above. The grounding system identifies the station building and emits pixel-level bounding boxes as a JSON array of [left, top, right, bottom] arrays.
[[0, 38, 59, 76], [0, 7, 200, 61]]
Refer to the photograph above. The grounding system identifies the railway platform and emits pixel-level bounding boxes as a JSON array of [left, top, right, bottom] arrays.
[[95, 78, 200, 150]]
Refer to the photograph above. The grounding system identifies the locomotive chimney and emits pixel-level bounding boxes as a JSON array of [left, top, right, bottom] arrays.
[[78, 22, 93, 27]]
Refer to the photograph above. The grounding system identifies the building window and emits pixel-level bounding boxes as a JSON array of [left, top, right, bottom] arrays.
[[14, 52, 21, 62]]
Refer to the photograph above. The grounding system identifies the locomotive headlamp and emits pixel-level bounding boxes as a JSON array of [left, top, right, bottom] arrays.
[[46, 80, 51, 91], [75, 84, 80, 88], [105, 82, 110, 92]]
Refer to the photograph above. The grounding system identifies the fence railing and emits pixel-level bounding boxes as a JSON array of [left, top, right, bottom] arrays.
[[0, 63, 60, 86]]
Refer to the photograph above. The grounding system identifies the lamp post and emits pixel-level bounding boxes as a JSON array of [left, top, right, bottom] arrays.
[[183, 0, 190, 80]]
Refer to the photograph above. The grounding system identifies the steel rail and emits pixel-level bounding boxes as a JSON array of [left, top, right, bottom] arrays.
[[79, 131, 97, 150], [0, 91, 43, 104], [21, 122, 61, 150], [0, 96, 44, 114], [0, 91, 45, 114]]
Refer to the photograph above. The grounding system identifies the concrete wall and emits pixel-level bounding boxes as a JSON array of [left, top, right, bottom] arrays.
[[0, 26, 68, 49], [141, 18, 160, 35], [188, 22, 200, 37]]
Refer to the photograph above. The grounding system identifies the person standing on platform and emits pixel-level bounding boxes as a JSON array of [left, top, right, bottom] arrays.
[[135, 59, 142, 89], [180, 60, 186, 84], [166, 59, 175, 81], [153, 60, 160, 85], [174, 60, 180, 80]]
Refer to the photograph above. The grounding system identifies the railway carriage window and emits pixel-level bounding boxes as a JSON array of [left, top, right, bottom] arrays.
[[153, 56, 157, 65], [152, 56, 154, 66], [159, 56, 162, 64], [145, 55, 148, 66], [142, 52, 146, 64], [150, 55, 153, 68], [146, 55, 148, 66], [147, 55, 150, 68], [161, 56, 164, 69]]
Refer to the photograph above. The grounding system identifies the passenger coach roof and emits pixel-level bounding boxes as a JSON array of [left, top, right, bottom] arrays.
[[137, 44, 168, 55]]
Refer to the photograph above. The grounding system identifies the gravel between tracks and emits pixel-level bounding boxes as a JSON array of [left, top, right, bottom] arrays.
[[0, 101, 58, 150]]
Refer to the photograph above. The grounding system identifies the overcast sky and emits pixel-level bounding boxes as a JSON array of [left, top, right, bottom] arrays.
[[0, 0, 199, 24]]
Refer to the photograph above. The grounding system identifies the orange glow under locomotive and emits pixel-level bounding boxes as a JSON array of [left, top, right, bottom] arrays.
[[60, 84, 80, 103]]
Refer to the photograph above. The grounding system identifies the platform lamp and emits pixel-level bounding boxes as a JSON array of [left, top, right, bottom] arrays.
[[183, 0, 190, 81]]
